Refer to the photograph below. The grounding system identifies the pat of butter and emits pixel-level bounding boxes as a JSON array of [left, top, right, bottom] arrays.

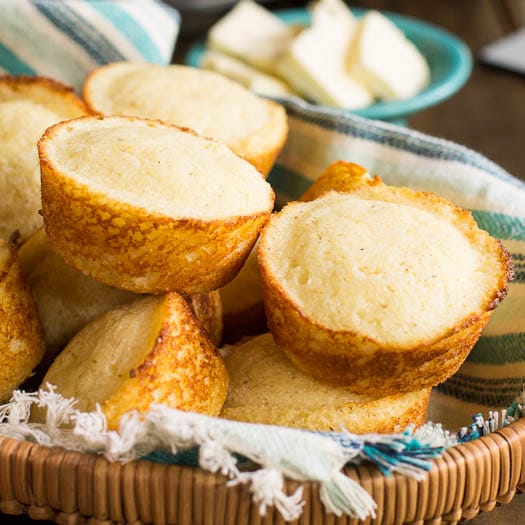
[[200, 50, 295, 97], [348, 11, 430, 101], [276, 0, 373, 109], [207, 0, 294, 72], [310, 0, 356, 32]]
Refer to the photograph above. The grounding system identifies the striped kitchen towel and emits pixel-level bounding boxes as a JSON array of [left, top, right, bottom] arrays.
[[268, 96, 525, 431], [0, 0, 180, 91]]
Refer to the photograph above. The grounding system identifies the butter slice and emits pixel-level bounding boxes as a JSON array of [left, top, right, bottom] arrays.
[[348, 11, 430, 101], [200, 50, 294, 97], [310, 0, 356, 31], [207, 0, 294, 72], [276, 0, 372, 109]]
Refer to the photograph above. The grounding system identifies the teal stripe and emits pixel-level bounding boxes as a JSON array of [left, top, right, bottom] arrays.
[[445, 373, 524, 387], [89, 2, 164, 63], [0, 41, 35, 75], [470, 210, 525, 241], [438, 374, 522, 405], [268, 164, 312, 205], [469, 333, 525, 364], [35, 2, 124, 63]]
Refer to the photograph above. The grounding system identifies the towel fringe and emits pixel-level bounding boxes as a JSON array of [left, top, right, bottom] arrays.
[[0, 386, 468, 521]]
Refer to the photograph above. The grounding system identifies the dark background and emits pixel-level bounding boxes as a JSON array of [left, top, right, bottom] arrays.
[[2, 1, 524, 523]]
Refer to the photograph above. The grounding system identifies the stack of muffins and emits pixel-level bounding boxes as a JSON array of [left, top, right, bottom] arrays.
[[223, 161, 512, 431], [0, 65, 512, 434]]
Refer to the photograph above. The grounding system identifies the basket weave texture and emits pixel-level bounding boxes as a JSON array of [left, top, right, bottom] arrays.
[[0, 419, 524, 525]]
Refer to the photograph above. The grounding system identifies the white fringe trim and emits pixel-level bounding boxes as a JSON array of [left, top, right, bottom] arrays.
[[0, 386, 454, 522]]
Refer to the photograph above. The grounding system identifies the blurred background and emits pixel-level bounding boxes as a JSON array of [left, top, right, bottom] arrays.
[[171, 0, 525, 182]]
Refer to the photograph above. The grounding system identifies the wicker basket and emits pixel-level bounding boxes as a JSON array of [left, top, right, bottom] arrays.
[[0, 418, 524, 525]]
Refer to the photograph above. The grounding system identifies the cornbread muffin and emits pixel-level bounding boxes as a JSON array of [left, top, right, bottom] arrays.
[[0, 240, 45, 401], [221, 333, 430, 432], [18, 229, 223, 358], [41, 293, 228, 429], [219, 162, 381, 343], [39, 116, 274, 295], [299, 160, 381, 202], [219, 244, 267, 343], [0, 76, 88, 240], [83, 62, 288, 176], [258, 188, 513, 396], [189, 290, 223, 348]]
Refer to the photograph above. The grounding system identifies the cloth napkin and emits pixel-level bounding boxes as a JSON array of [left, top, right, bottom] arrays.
[[0, 0, 180, 91]]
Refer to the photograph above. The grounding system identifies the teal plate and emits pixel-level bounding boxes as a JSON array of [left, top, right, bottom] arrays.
[[185, 7, 473, 122]]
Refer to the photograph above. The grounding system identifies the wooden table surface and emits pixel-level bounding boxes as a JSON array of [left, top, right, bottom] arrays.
[[3, 1, 524, 524]]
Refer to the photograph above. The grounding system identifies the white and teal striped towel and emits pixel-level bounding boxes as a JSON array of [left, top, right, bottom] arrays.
[[0, 0, 180, 91]]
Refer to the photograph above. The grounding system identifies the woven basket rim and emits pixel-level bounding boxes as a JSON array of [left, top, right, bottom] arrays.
[[0, 417, 524, 524]]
